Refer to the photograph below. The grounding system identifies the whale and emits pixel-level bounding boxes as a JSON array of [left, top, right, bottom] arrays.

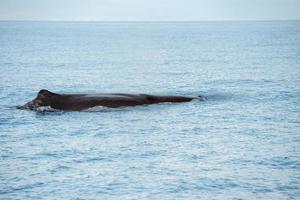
[[17, 89, 203, 111]]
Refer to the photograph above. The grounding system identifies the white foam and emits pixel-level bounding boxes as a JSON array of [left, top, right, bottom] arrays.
[[83, 106, 115, 112], [34, 106, 58, 112]]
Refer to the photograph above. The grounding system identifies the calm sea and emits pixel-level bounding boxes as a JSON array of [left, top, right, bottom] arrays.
[[0, 21, 300, 199]]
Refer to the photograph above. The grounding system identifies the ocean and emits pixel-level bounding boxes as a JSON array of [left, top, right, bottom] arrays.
[[0, 21, 299, 199]]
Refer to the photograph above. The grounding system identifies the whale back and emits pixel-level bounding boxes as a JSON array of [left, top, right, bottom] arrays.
[[18, 89, 203, 111]]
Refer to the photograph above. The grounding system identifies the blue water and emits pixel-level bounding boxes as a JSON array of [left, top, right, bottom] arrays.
[[0, 21, 300, 199]]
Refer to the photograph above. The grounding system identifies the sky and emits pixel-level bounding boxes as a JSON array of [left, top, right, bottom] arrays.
[[0, 0, 300, 21]]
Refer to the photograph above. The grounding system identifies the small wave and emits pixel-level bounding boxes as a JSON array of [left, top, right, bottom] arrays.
[[0, 182, 44, 195], [201, 93, 233, 101]]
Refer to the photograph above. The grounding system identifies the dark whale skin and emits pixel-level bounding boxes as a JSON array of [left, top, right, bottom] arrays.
[[18, 89, 202, 111]]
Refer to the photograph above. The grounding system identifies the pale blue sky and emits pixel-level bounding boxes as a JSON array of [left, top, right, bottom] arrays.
[[0, 0, 299, 21]]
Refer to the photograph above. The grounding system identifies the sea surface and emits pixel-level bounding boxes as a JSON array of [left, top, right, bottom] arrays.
[[0, 21, 300, 199]]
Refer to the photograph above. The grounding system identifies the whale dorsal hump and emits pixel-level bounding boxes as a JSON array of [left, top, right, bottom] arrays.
[[37, 89, 59, 99]]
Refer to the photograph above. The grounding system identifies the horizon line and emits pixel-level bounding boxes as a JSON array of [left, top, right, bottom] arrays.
[[0, 19, 300, 23]]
